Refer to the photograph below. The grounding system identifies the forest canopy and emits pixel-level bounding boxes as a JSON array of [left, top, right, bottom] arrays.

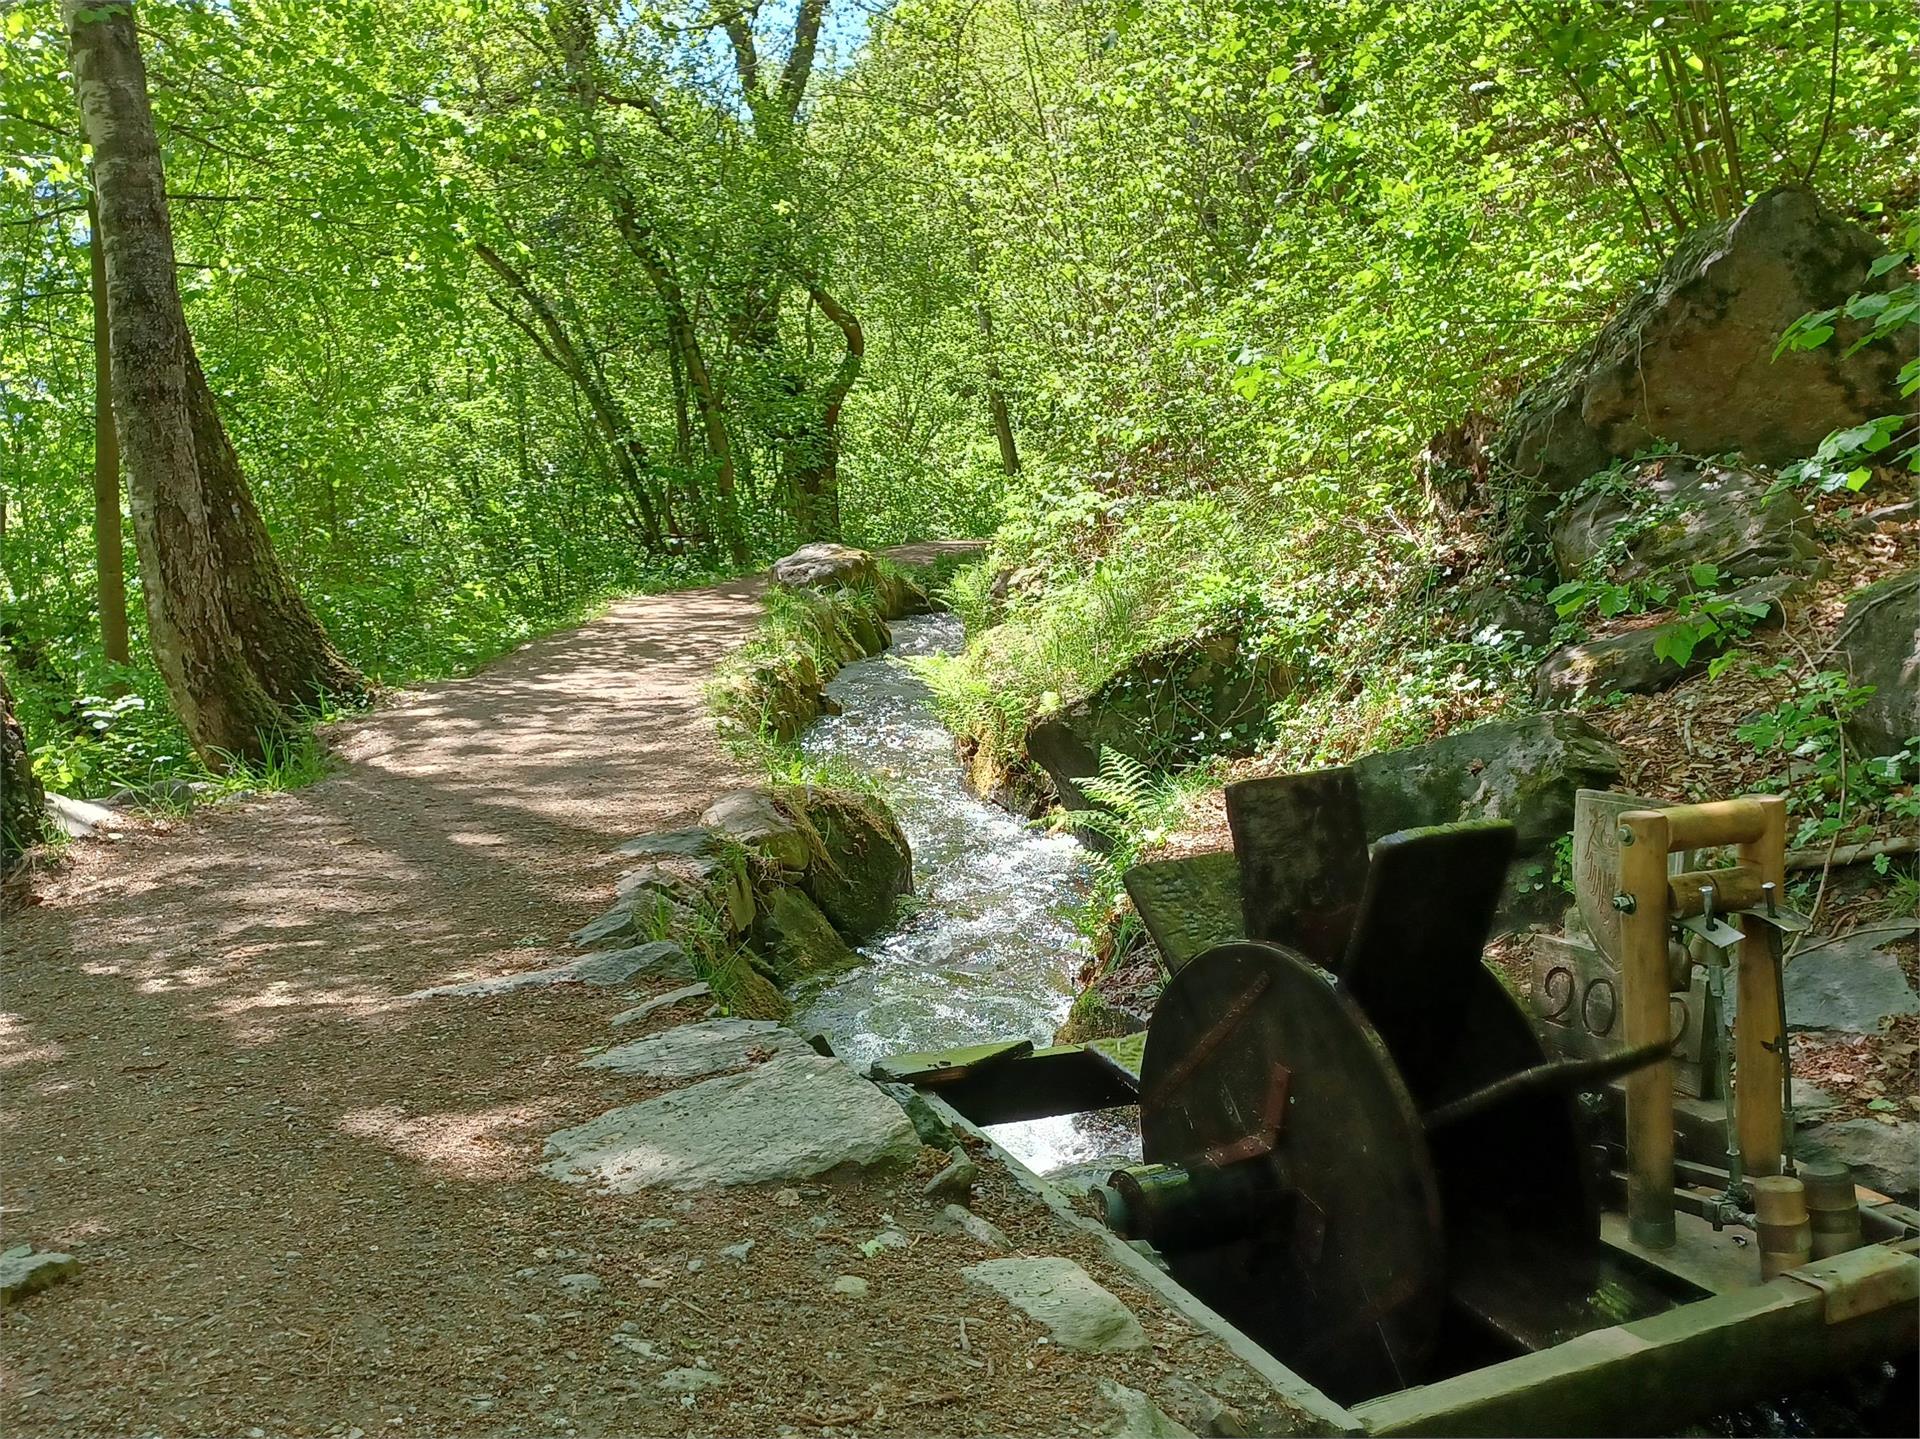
[[3, 0, 1916, 796]]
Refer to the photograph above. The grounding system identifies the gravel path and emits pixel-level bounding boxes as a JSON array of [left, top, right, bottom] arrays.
[[1, 551, 1299, 1438]]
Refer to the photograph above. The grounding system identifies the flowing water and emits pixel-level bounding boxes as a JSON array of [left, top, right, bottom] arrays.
[[793, 613, 1124, 1173]]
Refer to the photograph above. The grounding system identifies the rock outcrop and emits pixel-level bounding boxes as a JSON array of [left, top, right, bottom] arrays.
[[1351, 713, 1623, 852], [791, 787, 913, 942], [1547, 457, 1820, 585], [1836, 569, 1919, 758], [1025, 629, 1290, 809], [1497, 188, 1912, 528]]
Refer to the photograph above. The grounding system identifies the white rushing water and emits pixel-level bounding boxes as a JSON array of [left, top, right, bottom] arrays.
[[793, 612, 1127, 1173]]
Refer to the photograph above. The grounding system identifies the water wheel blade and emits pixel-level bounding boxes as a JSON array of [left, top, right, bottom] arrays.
[[1224, 768, 1368, 970]]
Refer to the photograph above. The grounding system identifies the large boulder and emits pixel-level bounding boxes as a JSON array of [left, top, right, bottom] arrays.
[[1532, 575, 1795, 706], [1548, 458, 1819, 585], [1498, 188, 1912, 528], [771, 543, 928, 619], [1351, 713, 1624, 852], [751, 885, 861, 985], [1836, 569, 1919, 758], [702, 788, 810, 873], [787, 787, 912, 942], [1025, 631, 1291, 807]]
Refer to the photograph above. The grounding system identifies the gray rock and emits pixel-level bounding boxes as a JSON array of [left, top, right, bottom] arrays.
[[1533, 576, 1796, 707], [1098, 1380, 1198, 1439], [859, 1228, 909, 1257], [555, 1273, 603, 1301], [751, 885, 860, 986], [571, 942, 694, 986], [0, 1247, 79, 1305], [1351, 712, 1623, 851], [963, 1256, 1147, 1352], [616, 827, 727, 860], [771, 543, 928, 618], [584, 1018, 807, 1080], [1549, 458, 1818, 586], [1464, 588, 1557, 647], [1835, 569, 1919, 759], [405, 942, 692, 1000], [1785, 923, 1920, 1033], [657, 1367, 727, 1393], [877, 1082, 958, 1150], [1799, 1118, 1920, 1202], [44, 792, 124, 839], [610, 983, 712, 1027], [831, 1274, 869, 1298], [543, 1049, 919, 1192], [702, 790, 811, 873], [719, 1241, 754, 1262], [786, 788, 913, 943], [922, 1150, 978, 1204], [936, 1204, 1011, 1252], [1497, 188, 1913, 516]]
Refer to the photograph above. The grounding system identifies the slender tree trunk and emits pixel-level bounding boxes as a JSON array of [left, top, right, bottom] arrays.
[[87, 189, 130, 666], [2, 668, 48, 870], [975, 299, 1021, 477], [64, 0, 362, 761], [791, 281, 863, 541]]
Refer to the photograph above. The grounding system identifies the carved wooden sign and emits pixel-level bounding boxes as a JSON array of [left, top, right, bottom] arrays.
[[1530, 931, 1722, 1099]]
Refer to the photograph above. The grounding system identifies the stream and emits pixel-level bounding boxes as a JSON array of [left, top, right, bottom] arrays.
[[793, 612, 1121, 1174]]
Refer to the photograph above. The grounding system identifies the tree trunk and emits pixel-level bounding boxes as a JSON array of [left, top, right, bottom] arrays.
[[87, 189, 130, 666], [64, 0, 361, 760], [1, 668, 48, 871], [976, 299, 1022, 476], [187, 353, 369, 710], [790, 281, 863, 541]]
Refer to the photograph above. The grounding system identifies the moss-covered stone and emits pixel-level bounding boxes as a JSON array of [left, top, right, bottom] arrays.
[[1054, 987, 1147, 1045], [782, 786, 914, 943], [752, 884, 861, 985]]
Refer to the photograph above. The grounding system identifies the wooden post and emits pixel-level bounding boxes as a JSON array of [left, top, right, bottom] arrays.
[[1621, 808, 1677, 1249], [1736, 794, 1788, 1177]]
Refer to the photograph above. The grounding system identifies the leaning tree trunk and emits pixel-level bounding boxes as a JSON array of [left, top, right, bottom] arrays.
[[65, 0, 363, 757], [1, 669, 49, 871], [790, 281, 863, 542], [87, 188, 130, 666]]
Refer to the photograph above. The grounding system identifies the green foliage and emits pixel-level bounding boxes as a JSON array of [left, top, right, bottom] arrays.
[[1050, 748, 1215, 947], [1734, 664, 1919, 849]]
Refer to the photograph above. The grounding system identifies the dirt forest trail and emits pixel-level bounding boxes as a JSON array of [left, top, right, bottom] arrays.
[[3, 544, 1268, 1439]]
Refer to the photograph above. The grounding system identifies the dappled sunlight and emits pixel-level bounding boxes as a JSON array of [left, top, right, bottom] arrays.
[[0, 1012, 63, 1071], [335, 1098, 571, 1182]]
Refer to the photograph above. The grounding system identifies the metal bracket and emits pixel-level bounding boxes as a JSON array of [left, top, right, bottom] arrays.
[[1781, 1243, 1920, 1324], [1678, 913, 1744, 950]]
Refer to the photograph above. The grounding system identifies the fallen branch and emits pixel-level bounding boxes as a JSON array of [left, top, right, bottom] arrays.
[[1785, 835, 1917, 872]]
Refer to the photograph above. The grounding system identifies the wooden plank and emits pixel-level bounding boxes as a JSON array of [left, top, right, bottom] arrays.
[[1600, 1209, 1756, 1297], [886, 1043, 1139, 1125], [1355, 1249, 1919, 1436], [1123, 852, 1243, 973], [868, 1038, 1033, 1085]]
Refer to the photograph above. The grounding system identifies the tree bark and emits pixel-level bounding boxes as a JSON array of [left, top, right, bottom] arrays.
[[976, 298, 1022, 477], [791, 280, 863, 541], [1, 668, 48, 871], [87, 188, 131, 666], [65, 0, 362, 760]]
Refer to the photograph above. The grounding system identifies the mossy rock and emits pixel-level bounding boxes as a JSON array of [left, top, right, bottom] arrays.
[[704, 948, 792, 1021], [752, 884, 861, 986], [782, 786, 913, 943], [1054, 988, 1147, 1045]]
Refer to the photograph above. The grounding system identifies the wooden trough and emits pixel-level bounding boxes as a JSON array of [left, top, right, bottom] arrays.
[[873, 779, 1919, 1436]]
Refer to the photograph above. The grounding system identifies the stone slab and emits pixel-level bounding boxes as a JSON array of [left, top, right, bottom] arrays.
[[583, 1018, 807, 1079], [405, 942, 692, 1000], [542, 1050, 918, 1192], [962, 1256, 1148, 1353], [0, 1247, 79, 1305], [610, 983, 713, 1027]]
